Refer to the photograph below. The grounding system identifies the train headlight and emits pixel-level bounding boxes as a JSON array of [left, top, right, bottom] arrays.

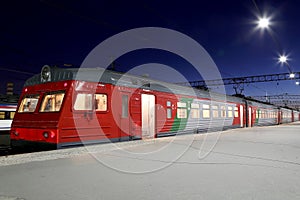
[[43, 132, 49, 138], [41, 65, 51, 82]]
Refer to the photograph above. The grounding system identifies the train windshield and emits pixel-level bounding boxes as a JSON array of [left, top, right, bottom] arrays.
[[40, 91, 65, 112], [18, 95, 40, 113]]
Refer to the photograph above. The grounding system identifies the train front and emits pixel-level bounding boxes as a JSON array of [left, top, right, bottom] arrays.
[[10, 65, 71, 149]]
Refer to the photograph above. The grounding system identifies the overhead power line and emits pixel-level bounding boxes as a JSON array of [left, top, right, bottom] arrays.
[[178, 72, 300, 88]]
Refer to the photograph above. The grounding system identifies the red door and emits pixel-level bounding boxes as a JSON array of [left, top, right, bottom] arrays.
[[119, 93, 130, 141]]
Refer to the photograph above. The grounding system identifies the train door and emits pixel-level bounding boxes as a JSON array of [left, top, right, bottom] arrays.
[[120, 93, 130, 140], [278, 110, 282, 124], [240, 105, 244, 127], [248, 107, 252, 127], [141, 94, 155, 139]]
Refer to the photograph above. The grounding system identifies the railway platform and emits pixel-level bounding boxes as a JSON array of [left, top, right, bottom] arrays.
[[0, 122, 300, 200]]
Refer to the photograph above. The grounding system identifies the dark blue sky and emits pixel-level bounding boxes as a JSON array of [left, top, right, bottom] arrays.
[[1, 0, 300, 96]]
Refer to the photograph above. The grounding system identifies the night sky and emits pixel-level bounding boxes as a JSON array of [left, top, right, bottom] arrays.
[[1, 0, 300, 96]]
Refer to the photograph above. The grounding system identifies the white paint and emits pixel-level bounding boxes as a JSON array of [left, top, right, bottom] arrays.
[[141, 94, 155, 139]]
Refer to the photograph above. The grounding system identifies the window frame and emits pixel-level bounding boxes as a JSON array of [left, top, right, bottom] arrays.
[[234, 106, 239, 117], [190, 103, 200, 119], [227, 106, 233, 118], [94, 93, 108, 112], [177, 101, 187, 119], [18, 94, 40, 113], [220, 105, 226, 118], [122, 95, 129, 118], [166, 101, 172, 119], [73, 93, 93, 111], [40, 91, 66, 113], [212, 105, 219, 118], [202, 104, 210, 119]]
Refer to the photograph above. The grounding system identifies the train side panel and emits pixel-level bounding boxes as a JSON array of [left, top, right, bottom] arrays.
[[11, 66, 299, 149], [0, 105, 16, 148], [280, 108, 293, 124]]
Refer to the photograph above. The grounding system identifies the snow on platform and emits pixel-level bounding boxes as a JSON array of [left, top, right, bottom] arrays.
[[0, 122, 300, 200]]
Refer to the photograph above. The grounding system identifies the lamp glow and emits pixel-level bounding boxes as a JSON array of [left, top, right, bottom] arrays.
[[258, 17, 270, 29], [289, 73, 295, 78], [279, 55, 288, 63]]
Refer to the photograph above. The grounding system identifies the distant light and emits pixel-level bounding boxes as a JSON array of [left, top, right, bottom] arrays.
[[258, 17, 270, 29], [24, 88, 28, 92], [296, 81, 300, 85], [63, 64, 73, 67], [289, 73, 295, 78]]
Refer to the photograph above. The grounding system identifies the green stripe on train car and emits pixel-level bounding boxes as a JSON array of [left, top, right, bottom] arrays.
[[171, 97, 193, 132], [255, 109, 260, 124]]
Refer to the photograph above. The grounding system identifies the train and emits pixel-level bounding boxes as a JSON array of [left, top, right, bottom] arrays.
[[0, 103, 17, 149], [10, 65, 300, 149]]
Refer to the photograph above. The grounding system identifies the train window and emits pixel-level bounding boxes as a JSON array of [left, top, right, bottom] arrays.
[[202, 104, 210, 118], [95, 94, 107, 111], [191, 103, 199, 109], [166, 101, 172, 118], [0, 112, 4, 119], [177, 108, 187, 118], [228, 106, 233, 118], [191, 103, 200, 118], [10, 112, 15, 119], [259, 110, 262, 118], [177, 102, 187, 107], [220, 106, 226, 118], [234, 107, 239, 117], [212, 105, 219, 118], [177, 102, 187, 118], [166, 101, 171, 107], [191, 109, 199, 118], [74, 93, 93, 111], [262, 110, 266, 118], [18, 95, 40, 113], [122, 95, 128, 118], [167, 108, 172, 119], [40, 92, 65, 112]]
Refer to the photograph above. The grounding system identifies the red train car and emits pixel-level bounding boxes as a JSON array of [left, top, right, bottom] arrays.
[[11, 66, 298, 149]]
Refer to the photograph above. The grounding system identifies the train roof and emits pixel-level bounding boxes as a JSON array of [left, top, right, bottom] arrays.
[[25, 66, 298, 111], [24, 66, 245, 103]]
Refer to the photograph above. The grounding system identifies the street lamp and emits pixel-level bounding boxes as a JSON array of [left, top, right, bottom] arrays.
[[254, 15, 272, 32], [279, 55, 287, 63], [277, 55, 298, 84], [278, 54, 293, 73], [257, 17, 270, 29]]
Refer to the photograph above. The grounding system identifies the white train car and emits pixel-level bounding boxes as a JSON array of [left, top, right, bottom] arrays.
[[0, 104, 17, 148]]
